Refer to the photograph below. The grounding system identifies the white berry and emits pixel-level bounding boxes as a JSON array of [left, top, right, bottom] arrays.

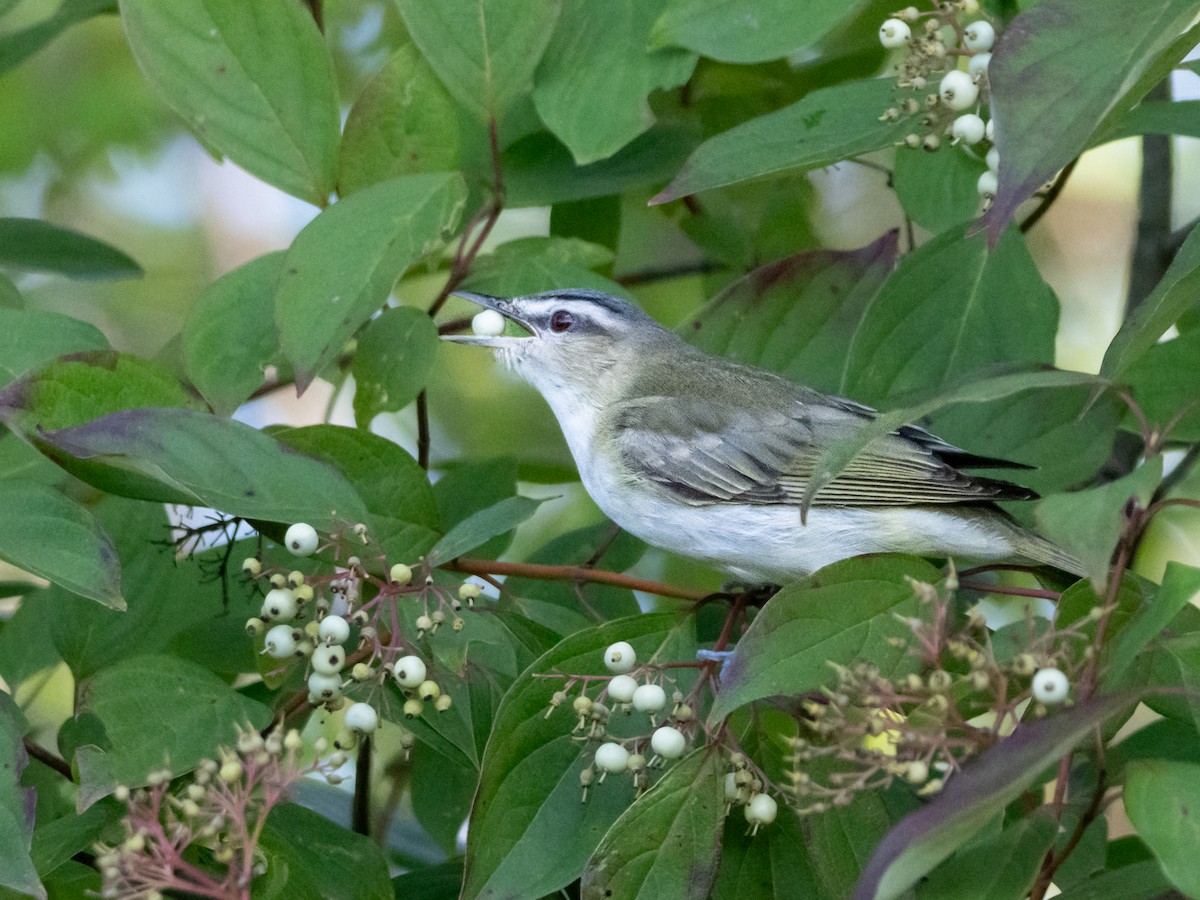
[[261, 588, 297, 621], [977, 170, 998, 199], [968, 52, 991, 80], [607, 675, 638, 704], [879, 18, 911, 48], [307, 671, 342, 701], [311, 644, 346, 675], [963, 20, 995, 52], [986, 147, 1000, 172], [1032, 667, 1069, 704], [650, 725, 686, 759], [594, 742, 630, 774], [951, 114, 986, 145], [284, 523, 319, 556], [318, 615, 351, 645], [471, 309, 506, 337], [985, 118, 995, 141], [393, 655, 427, 688], [263, 624, 297, 658], [745, 793, 778, 826], [632, 683, 667, 714], [603, 641, 636, 674], [939, 70, 979, 111], [344, 702, 378, 734]]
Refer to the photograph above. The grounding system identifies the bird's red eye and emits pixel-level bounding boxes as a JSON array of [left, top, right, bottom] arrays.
[[550, 310, 575, 333]]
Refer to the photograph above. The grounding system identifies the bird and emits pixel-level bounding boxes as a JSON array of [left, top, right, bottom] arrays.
[[442, 288, 1082, 583]]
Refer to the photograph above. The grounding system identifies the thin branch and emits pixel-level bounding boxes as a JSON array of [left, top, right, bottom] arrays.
[[352, 736, 372, 837], [958, 579, 1061, 600], [1019, 156, 1079, 234], [416, 392, 430, 471], [24, 738, 73, 780], [448, 556, 710, 601], [616, 261, 727, 287]]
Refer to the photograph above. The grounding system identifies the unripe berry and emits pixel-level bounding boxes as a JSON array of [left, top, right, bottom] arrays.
[[986, 147, 1000, 172], [435, 693, 453, 712], [344, 702, 379, 734], [968, 52, 991, 80], [351, 662, 373, 681], [603, 641, 636, 674], [263, 624, 298, 658], [286, 570, 305, 588], [269, 573, 287, 589], [307, 671, 342, 701], [650, 725, 686, 759], [318, 615, 351, 646], [951, 113, 986, 145], [963, 20, 995, 52], [241, 557, 262, 576], [879, 18, 911, 48], [458, 583, 482, 602], [1031, 667, 1069, 704], [594, 742, 630, 775], [284, 522, 319, 557], [632, 683, 667, 714], [218, 760, 243, 783], [606, 674, 638, 704], [416, 614, 433, 633], [403, 697, 424, 719], [985, 118, 995, 142], [245, 617, 266, 638], [261, 588, 297, 622], [390, 563, 413, 585], [393, 655, 427, 688], [418, 680, 441, 702], [939, 70, 979, 111], [977, 170, 998, 199], [311, 644, 346, 675], [906, 760, 929, 783]]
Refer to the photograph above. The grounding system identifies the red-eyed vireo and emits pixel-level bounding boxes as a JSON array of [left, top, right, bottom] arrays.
[[442, 289, 1082, 582]]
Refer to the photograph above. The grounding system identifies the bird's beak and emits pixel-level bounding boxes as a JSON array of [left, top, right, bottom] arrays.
[[440, 291, 535, 346]]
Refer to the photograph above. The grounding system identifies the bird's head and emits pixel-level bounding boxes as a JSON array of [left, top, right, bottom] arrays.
[[442, 289, 676, 401]]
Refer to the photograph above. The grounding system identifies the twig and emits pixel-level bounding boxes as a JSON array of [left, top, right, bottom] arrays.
[[1019, 157, 1079, 234], [23, 738, 73, 780], [448, 556, 709, 601], [352, 736, 372, 836]]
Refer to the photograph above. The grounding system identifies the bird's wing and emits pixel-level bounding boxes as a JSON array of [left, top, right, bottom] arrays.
[[611, 394, 1036, 508]]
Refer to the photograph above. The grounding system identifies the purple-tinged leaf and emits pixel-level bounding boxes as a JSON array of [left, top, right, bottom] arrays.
[[852, 692, 1136, 900], [0, 691, 40, 898], [982, 0, 1199, 238]]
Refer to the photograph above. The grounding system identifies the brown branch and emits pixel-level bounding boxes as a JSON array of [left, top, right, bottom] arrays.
[[958, 579, 1061, 601], [352, 736, 372, 837], [1019, 156, 1079, 234], [24, 738, 73, 780], [448, 556, 709, 601], [416, 392, 430, 471]]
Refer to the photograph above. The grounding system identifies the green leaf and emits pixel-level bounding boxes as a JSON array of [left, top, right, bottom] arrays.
[[806, 792, 898, 899], [1102, 221, 1200, 379], [707, 573, 932, 724], [651, 0, 854, 63], [433, 457, 519, 560], [711, 801, 823, 899], [532, 0, 695, 165], [506, 123, 698, 207], [428, 495, 546, 565], [652, 78, 911, 204], [917, 814, 1058, 900], [0, 350, 200, 432], [0, 308, 109, 388], [463, 613, 697, 898], [581, 748, 724, 899], [0, 217, 140, 280], [182, 251, 285, 415], [34, 408, 369, 530], [851, 692, 1136, 900], [0, 691, 40, 898], [1053, 860, 1176, 900], [800, 368, 1105, 517], [257, 803, 393, 900], [395, 0, 560, 123], [892, 146, 983, 234], [1146, 631, 1200, 732], [275, 172, 466, 390], [0, 481, 122, 609], [1124, 760, 1200, 897], [1123, 329, 1200, 441], [1035, 458, 1161, 589], [843, 227, 1057, 405], [683, 232, 898, 395], [337, 44, 460, 196], [0, 0, 115, 77], [350, 306, 439, 426], [1102, 562, 1200, 690], [1110, 99, 1200, 140], [31, 800, 121, 879], [391, 861, 466, 900], [461, 236, 625, 298], [274, 425, 441, 562], [73, 655, 271, 808], [982, 0, 1200, 235], [119, 0, 340, 204]]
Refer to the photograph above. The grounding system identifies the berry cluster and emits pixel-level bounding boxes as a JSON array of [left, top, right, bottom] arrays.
[[878, 1, 1001, 207], [94, 725, 336, 900], [781, 573, 1090, 814], [244, 522, 481, 740]]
